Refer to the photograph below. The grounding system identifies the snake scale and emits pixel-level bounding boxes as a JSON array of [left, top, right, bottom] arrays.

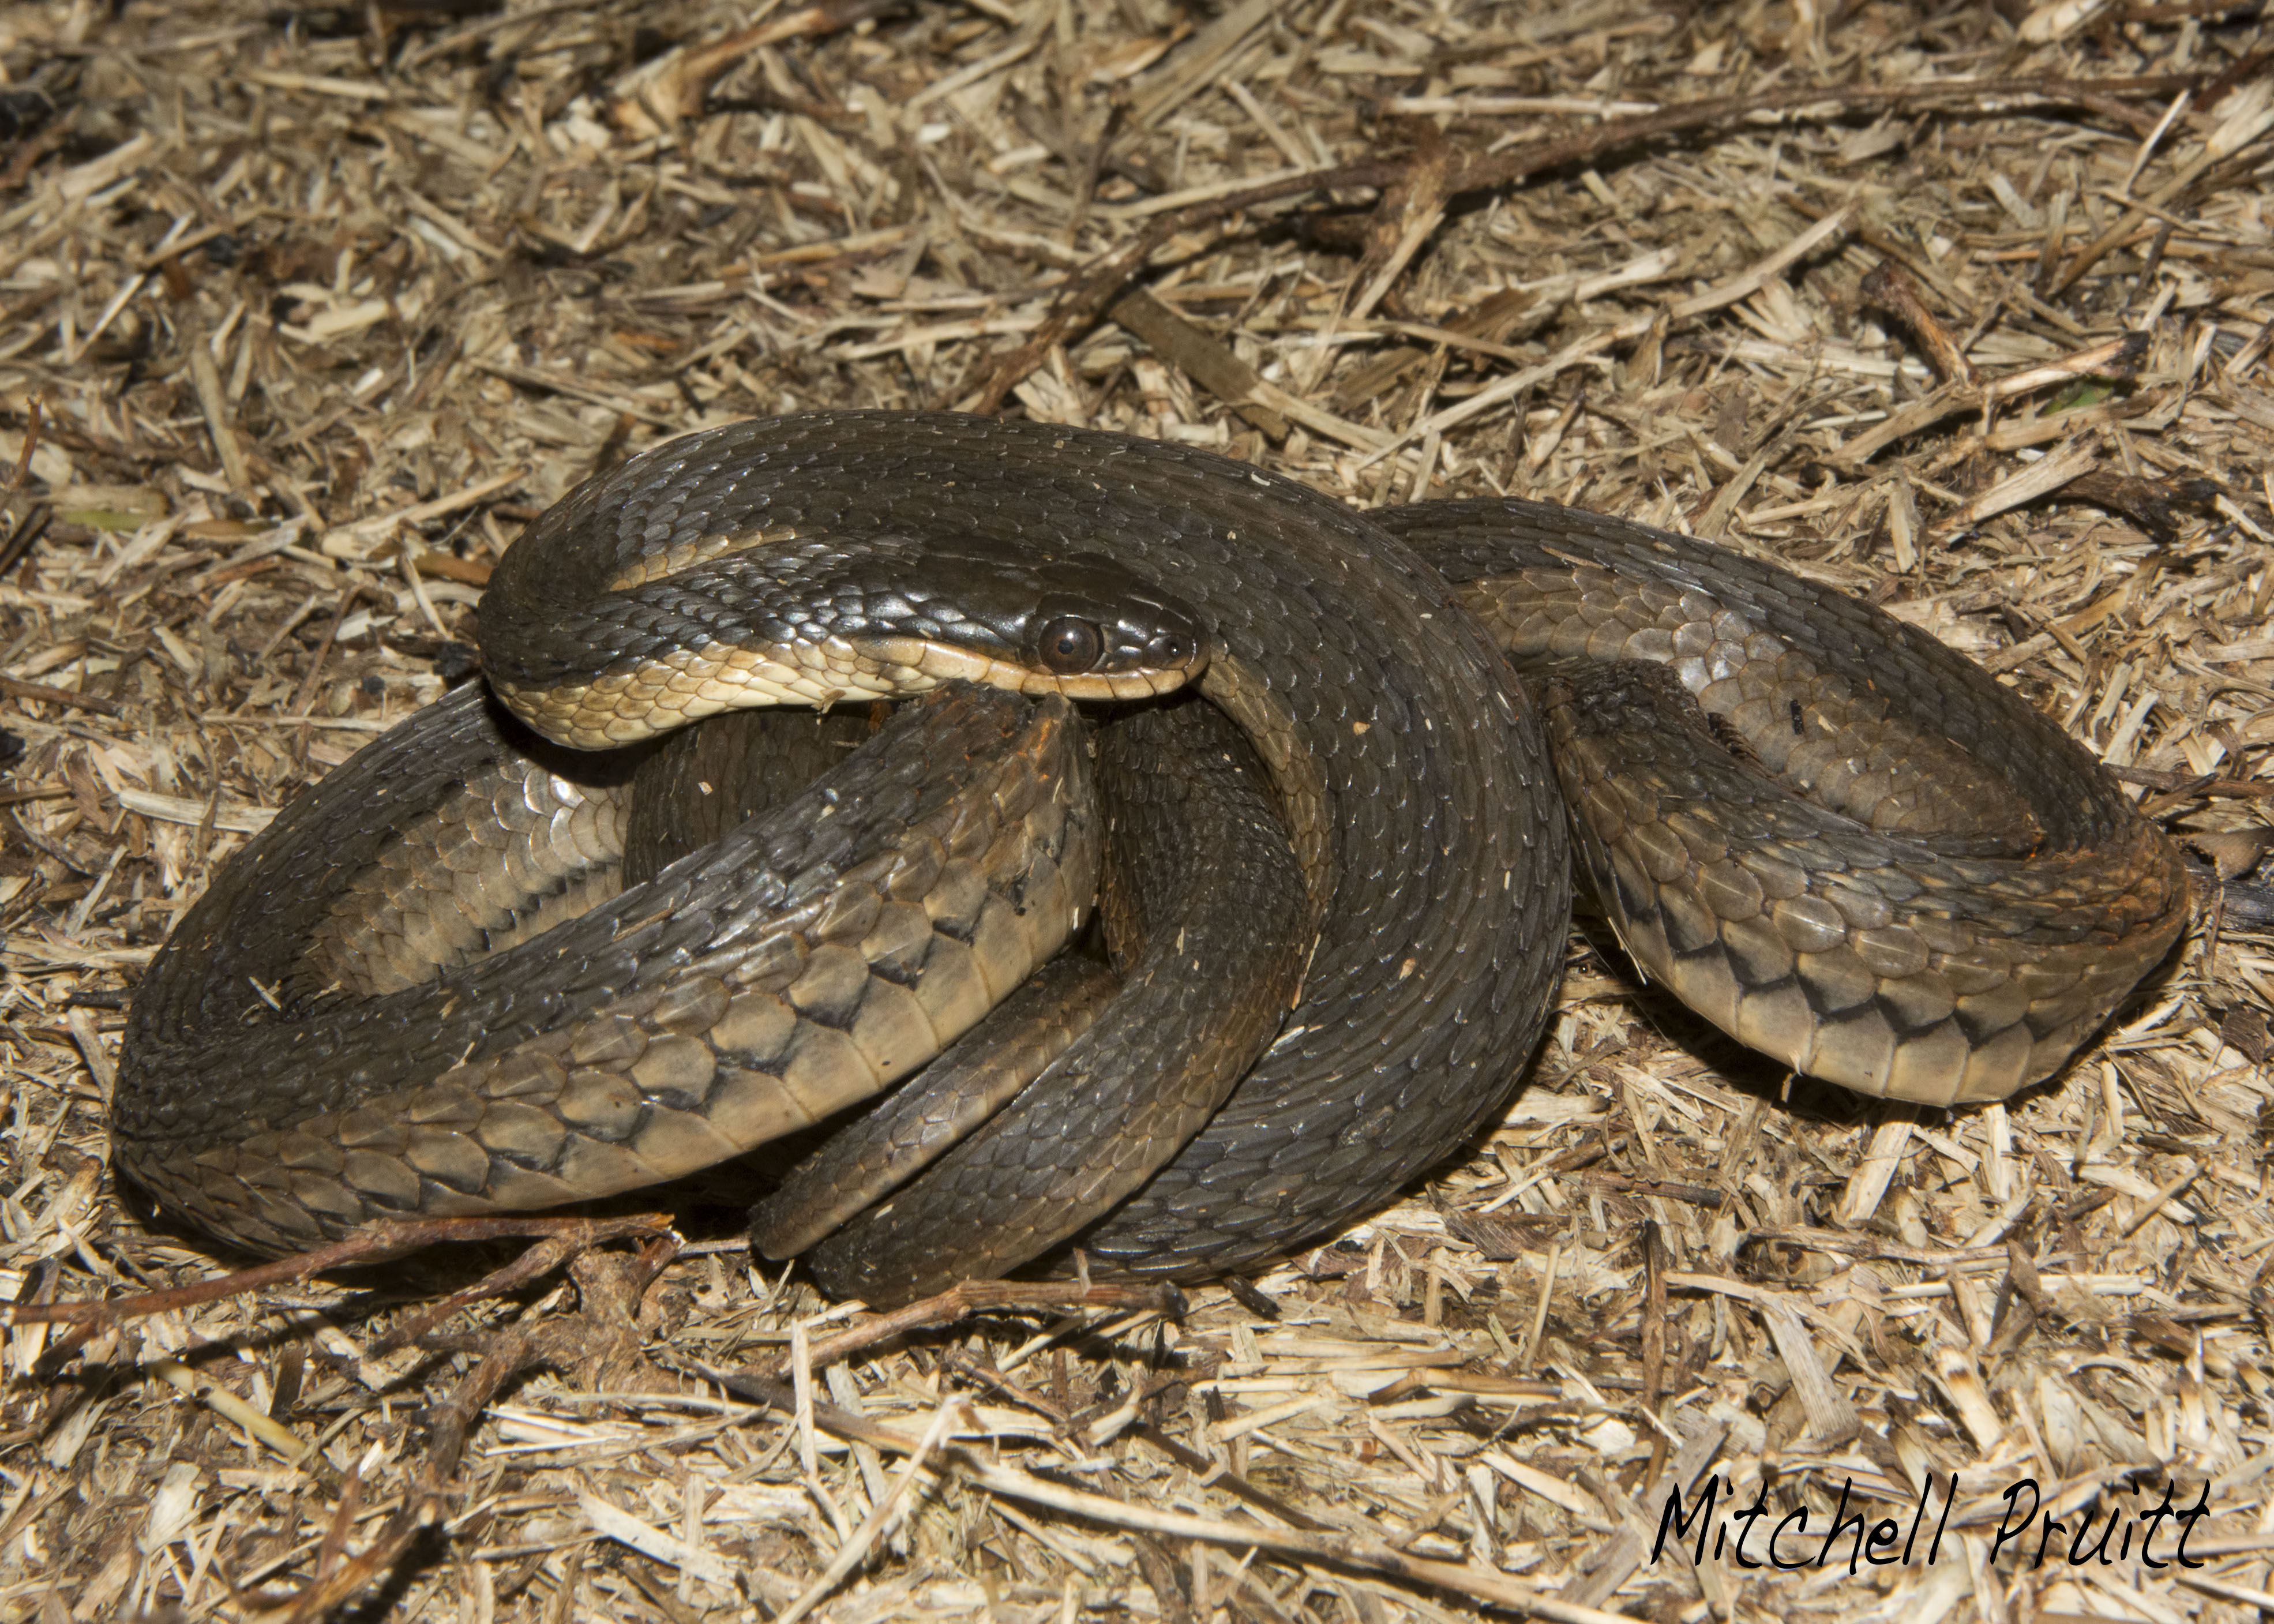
[[115, 414, 2189, 1292]]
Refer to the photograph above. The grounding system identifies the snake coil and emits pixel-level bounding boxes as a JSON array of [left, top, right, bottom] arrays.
[[117, 415, 2187, 1287]]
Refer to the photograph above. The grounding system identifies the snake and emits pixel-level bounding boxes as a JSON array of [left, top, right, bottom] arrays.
[[756, 696, 1314, 1303], [114, 413, 2189, 1284]]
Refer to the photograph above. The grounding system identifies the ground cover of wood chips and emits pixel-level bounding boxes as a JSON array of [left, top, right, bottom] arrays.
[[1, 0, 2272, 1619]]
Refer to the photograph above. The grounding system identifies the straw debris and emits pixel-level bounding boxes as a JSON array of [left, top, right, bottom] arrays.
[[1, 0, 2270, 1618]]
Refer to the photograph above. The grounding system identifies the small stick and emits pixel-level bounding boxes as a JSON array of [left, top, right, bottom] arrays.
[[0, 674, 121, 717], [0, 400, 49, 577], [755, 1278, 1186, 1382], [2107, 764, 2274, 801], [1129, 1419, 1334, 1533], [287, 581, 379, 721], [3, 397, 37, 503], [373, 1228, 619, 1353], [2050, 142, 2269, 297], [1108, 290, 1288, 438], [236, 1235, 682, 1619], [0, 504, 50, 576], [189, 346, 253, 492], [1860, 264, 1980, 387], [1639, 1222, 1672, 1486], [610, 0, 901, 133], [1579, 1170, 1733, 1210], [3, 1213, 677, 1334]]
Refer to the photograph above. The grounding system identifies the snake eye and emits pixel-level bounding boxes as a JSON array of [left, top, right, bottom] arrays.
[[1036, 615, 1104, 674]]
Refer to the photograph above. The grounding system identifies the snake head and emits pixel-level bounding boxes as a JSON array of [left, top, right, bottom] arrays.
[[852, 547, 1212, 704], [1015, 553, 1210, 698], [485, 512, 1214, 745]]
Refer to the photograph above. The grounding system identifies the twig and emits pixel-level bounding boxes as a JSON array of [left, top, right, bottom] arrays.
[[1109, 289, 1288, 437], [189, 346, 252, 492], [375, 1229, 618, 1354], [0, 674, 121, 717], [754, 1278, 1186, 1382], [2, 396, 37, 502], [0, 502, 50, 575], [3, 1214, 677, 1334], [1578, 1171, 1730, 1209], [1831, 329, 2148, 467], [607, 0, 903, 136], [0, 399, 50, 577], [239, 1236, 682, 1622], [1862, 263, 1980, 387], [2106, 764, 2274, 800], [1639, 1221, 1671, 1482], [960, 70, 2215, 416]]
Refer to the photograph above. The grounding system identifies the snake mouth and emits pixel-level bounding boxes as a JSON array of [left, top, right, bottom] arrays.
[[497, 630, 1212, 748], [862, 633, 1210, 702]]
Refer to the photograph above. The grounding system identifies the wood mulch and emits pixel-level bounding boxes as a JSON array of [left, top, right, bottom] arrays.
[[0, 0, 2271, 1619]]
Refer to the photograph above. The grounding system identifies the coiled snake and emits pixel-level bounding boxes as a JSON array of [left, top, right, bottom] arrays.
[[115, 414, 2189, 1292]]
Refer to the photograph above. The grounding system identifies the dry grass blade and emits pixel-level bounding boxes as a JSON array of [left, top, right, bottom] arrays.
[[2, 0, 2270, 1619]]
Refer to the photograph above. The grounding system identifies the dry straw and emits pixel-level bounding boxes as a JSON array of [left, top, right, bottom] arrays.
[[0, 0, 2269, 1619]]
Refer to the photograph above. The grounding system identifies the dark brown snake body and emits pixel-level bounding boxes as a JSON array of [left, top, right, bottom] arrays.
[[115, 415, 2188, 1285]]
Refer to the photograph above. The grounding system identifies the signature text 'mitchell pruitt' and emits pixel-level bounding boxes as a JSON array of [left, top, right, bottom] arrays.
[[1653, 1471, 2211, 1574]]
